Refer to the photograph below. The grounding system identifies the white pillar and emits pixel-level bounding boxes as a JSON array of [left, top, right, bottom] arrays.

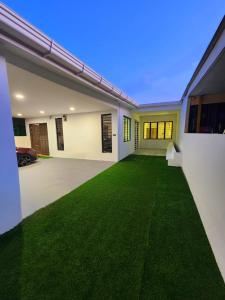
[[0, 56, 21, 234]]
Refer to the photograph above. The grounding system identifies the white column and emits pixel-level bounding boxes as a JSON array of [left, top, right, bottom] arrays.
[[0, 56, 21, 234]]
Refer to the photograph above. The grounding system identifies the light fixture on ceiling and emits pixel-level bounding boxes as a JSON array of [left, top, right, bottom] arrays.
[[15, 93, 25, 100], [17, 113, 23, 117], [40, 110, 45, 114], [69, 107, 75, 111]]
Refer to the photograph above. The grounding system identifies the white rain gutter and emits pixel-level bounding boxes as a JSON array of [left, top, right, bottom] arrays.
[[0, 3, 138, 108]]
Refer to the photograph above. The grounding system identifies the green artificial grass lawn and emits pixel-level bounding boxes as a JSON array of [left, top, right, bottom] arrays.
[[37, 155, 52, 159], [0, 155, 224, 300]]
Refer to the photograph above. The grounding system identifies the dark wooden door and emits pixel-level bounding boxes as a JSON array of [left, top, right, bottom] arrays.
[[29, 123, 49, 155], [101, 114, 112, 153]]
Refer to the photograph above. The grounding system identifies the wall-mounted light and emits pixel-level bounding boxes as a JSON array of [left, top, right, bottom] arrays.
[[15, 93, 24, 100], [63, 114, 67, 121]]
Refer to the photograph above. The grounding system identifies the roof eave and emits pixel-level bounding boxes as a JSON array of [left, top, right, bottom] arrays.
[[182, 15, 225, 100], [139, 100, 182, 108], [0, 3, 139, 108]]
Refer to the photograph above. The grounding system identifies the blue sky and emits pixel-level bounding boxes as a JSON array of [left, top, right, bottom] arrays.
[[2, 1, 225, 103]]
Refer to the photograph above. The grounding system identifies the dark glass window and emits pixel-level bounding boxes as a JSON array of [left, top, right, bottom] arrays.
[[200, 102, 225, 134], [101, 114, 112, 153], [55, 118, 64, 150], [13, 118, 26, 136], [123, 116, 131, 142], [188, 105, 198, 133]]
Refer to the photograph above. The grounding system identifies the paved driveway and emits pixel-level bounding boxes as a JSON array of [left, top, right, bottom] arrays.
[[19, 158, 114, 218]]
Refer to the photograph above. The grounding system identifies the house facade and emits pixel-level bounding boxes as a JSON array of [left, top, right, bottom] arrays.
[[0, 4, 225, 280]]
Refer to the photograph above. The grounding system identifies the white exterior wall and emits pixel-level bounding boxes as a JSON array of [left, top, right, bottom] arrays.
[[180, 92, 225, 281], [139, 113, 178, 149], [118, 106, 135, 160], [15, 136, 31, 148], [181, 134, 225, 280], [178, 30, 225, 281], [26, 110, 118, 162], [0, 56, 21, 234]]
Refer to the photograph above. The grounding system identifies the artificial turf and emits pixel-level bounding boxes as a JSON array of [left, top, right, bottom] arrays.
[[37, 155, 52, 159], [0, 155, 224, 299]]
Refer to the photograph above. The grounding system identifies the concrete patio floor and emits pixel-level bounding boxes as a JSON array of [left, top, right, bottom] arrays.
[[19, 158, 114, 218]]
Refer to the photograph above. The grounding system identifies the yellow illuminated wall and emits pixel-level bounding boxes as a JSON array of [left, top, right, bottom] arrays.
[[140, 113, 178, 149], [143, 121, 173, 140]]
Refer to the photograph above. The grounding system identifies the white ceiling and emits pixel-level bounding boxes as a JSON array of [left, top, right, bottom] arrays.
[[7, 63, 111, 118], [190, 48, 225, 96]]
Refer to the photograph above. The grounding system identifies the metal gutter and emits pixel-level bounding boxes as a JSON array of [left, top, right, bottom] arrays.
[[182, 15, 225, 100], [0, 3, 139, 108]]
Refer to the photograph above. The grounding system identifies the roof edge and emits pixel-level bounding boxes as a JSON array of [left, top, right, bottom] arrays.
[[182, 15, 225, 99], [139, 100, 182, 108], [0, 3, 139, 108]]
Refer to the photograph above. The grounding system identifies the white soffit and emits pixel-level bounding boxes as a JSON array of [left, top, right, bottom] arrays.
[[8, 63, 112, 118]]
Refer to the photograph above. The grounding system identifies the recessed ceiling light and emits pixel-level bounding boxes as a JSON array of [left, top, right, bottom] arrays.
[[69, 107, 75, 111], [17, 113, 23, 117], [15, 93, 24, 100], [40, 110, 45, 114]]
